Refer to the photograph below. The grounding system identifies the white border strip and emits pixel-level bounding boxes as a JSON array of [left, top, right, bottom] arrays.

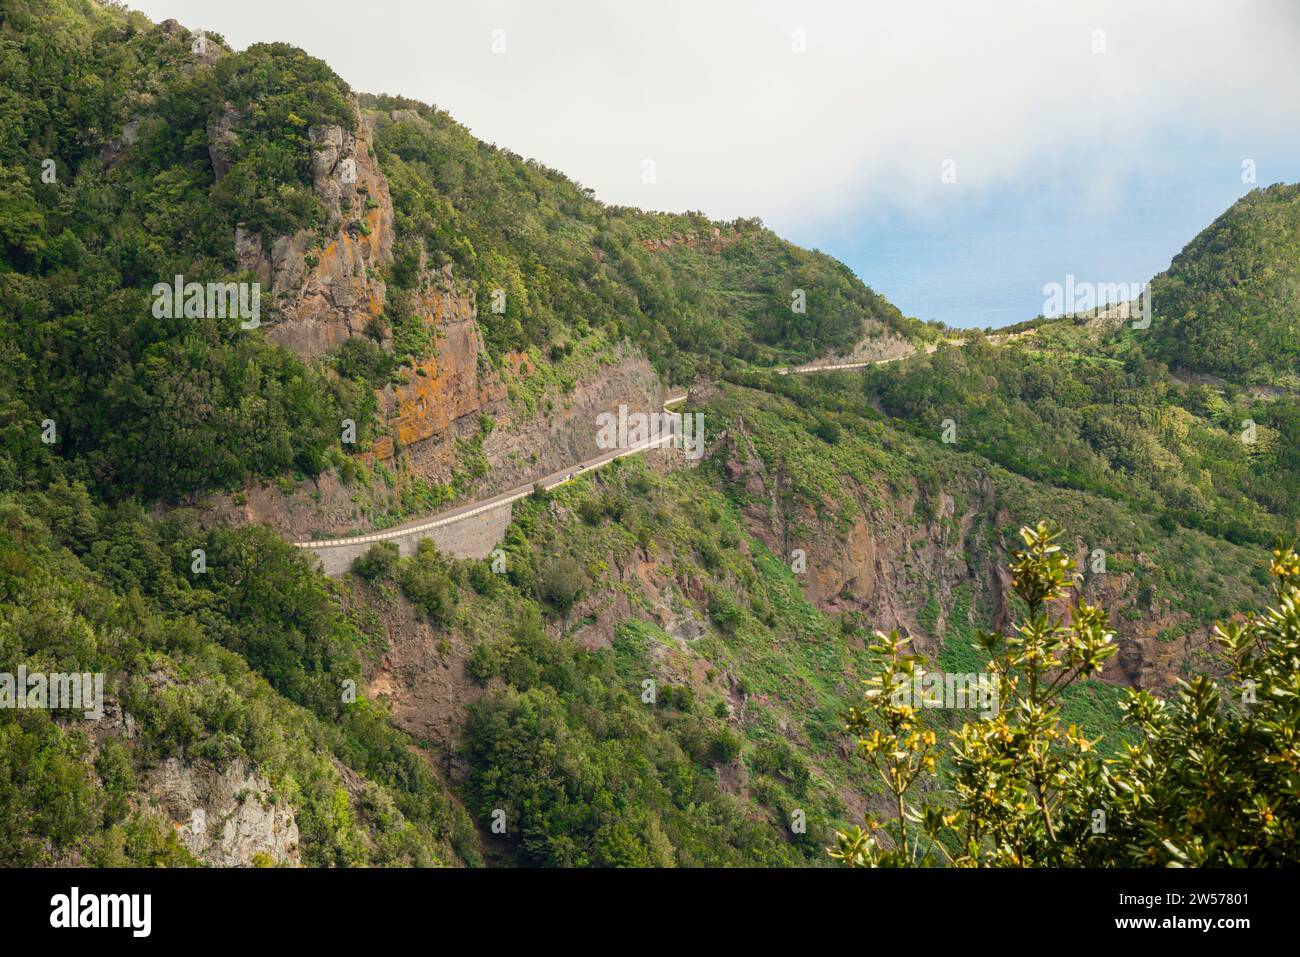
[[295, 393, 690, 550]]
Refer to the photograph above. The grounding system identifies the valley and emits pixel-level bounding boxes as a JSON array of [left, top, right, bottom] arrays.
[[0, 0, 1295, 872]]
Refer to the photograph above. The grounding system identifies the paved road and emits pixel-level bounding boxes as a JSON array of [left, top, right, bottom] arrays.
[[294, 339, 965, 554], [775, 340, 955, 375], [294, 391, 690, 550]]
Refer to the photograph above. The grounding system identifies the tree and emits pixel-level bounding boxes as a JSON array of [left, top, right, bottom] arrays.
[[400, 557, 455, 625], [832, 522, 1300, 867], [536, 555, 585, 613]]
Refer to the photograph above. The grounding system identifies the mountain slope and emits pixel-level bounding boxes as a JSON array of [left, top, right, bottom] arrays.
[[0, 0, 937, 867], [0, 485, 478, 865], [1145, 182, 1300, 386], [364, 93, 936, 375], [334, 375, 1272, 865], [856, 334, 1300, 545], [0, 0, 1292, 869]]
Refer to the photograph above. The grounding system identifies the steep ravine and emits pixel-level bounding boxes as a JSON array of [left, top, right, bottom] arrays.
[[712, 406, 1239, 694]]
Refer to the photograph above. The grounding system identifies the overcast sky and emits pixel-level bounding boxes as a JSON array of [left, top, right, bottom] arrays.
[[129, 0, 1300, 326]]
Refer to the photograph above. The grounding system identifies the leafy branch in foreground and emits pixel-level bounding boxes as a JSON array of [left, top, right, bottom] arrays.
[[832, 522, 1300, 867]]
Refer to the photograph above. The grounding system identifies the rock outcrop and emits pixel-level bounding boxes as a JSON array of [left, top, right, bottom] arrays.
[[204, 103, 663, 549], [145, 757, 300, 867], [641, 226, 739, 253], [222, 103, 512, 456], [228, 104, 394, 357], [206, 105, 240, 181], [715, 420, 1222, 693], [368, 263, 509, 463]]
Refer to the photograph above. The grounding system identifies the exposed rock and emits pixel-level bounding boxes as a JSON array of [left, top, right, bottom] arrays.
[[794, 317, 917, 368], [371, 264, 508, 461], [263, 108, 394, 356], [641, 227, 741, 253], [200, 340, 661, 545], [233, 225, 270, 285], [475, 343, 662, 493], [100, 118, 140, 170], [203, 103, 659, 560], [308, 123, 357, 232], [717, 421, 1220, 692], [145, 757, 300, 867], [356, 585, 489, 784], [221, 103, 496, 475], [188, 29, 223, 67], [206, 105, 240, 181]]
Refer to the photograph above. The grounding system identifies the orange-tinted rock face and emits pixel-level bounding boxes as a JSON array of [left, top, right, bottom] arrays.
[[379, 276, 508, 455], [234, 102, 506, 463], [251, 115, 395, 359], [213, 106, 660, 540], [503, 351, 533, 376]]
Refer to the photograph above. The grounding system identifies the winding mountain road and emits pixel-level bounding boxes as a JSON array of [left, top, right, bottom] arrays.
[[294, 341, 955, 561], [294, 391, 690, 552]]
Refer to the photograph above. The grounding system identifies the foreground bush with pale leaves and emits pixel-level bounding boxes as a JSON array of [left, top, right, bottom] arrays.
[[833, 522, 1299, 867]]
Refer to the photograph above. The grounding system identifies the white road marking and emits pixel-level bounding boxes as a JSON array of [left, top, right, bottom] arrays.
[[296, 394, 689, 549], [292, 348, 954, 552]]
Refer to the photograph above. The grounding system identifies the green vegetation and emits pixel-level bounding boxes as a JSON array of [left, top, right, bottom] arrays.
[[461, 609, 783, 866], [0, 0, 1295, 869], [0, 0, 385, 502], [353, 441, 886, 864], [0, 482, 476, 865], [1143, 183, 1300, 387], [365, 95, 930, 378], [833, 524, 1299, 866], [350, 370, 1268, 866], [861, 336, 1300, 544]]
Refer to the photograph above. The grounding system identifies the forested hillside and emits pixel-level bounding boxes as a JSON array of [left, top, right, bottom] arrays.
[[859, 334, 1300, 545], [363, 92, 934, 376], [0, 483, 478, 865], [0, 0, 1296, 868], [0, 0, 933, 865], [1143, 183, 1300, 386], [0, 0, 931, 506]]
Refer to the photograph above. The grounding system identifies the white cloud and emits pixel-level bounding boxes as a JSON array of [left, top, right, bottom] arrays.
[[131, 0, 1300, 234]]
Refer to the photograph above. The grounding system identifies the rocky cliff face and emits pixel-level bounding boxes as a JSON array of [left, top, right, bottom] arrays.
[[146, 757, 301, 867], [719, 416, 999, 661], [367, 260, 509, 465], [206, 340, 661, 542], [76, 701, 301, 867], [233, 110, 395, 358], [223, 103, 516, 462], [476, 344, 662, 490], [714, 419, 1220, 693], [202, 101, 661, 540], [641, 226, 738, 253]]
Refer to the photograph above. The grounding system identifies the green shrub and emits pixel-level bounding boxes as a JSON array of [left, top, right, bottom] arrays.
[[353, 541, 399, 581], [578, 497, 605, 526], [536, 556, 585, 613], [467, 643, 498, 685], [833, 524, 1300, 867], [401, 559, 455, 624]]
